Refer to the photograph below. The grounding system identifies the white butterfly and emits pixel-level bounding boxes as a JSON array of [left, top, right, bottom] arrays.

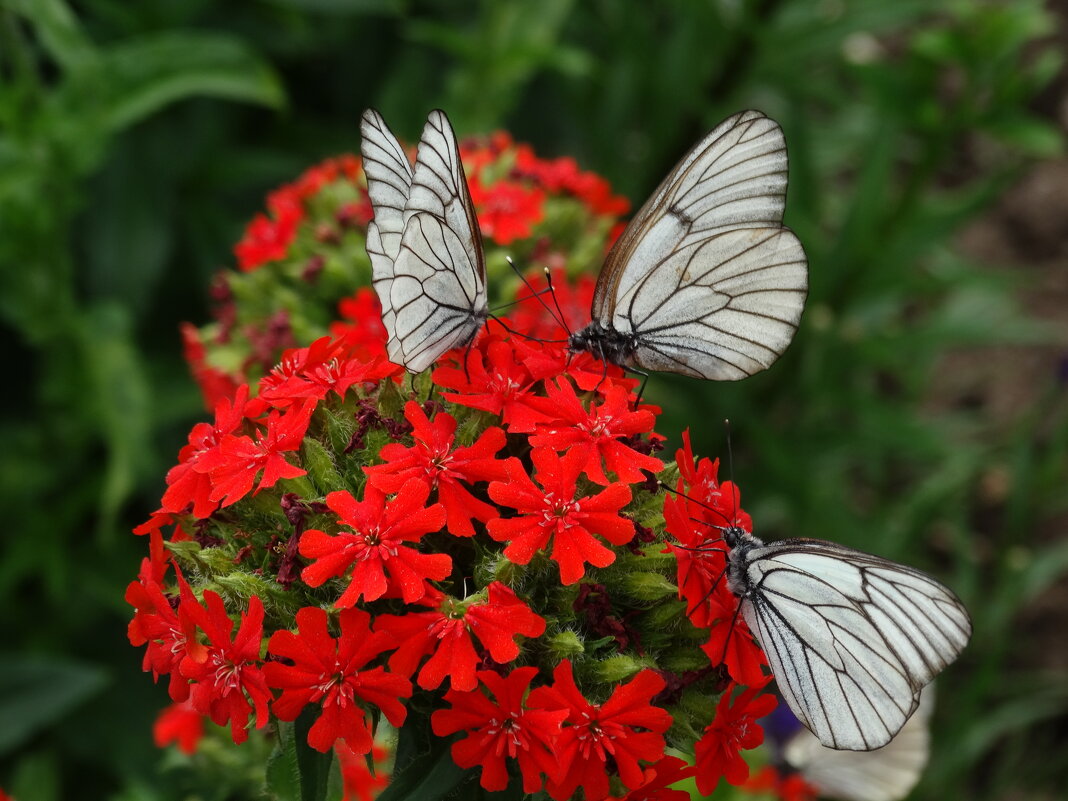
[[360, 108, 487, 373], [780, 686, 934, 801], [722, 525, 970, 751], [569, 110, 807, 380]]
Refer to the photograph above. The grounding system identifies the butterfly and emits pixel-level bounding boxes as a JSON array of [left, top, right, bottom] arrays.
[[769, 686, 934, 801], [360, 108, 487, 373], [568, 110, 808, 380], [720, 523, 969, 751]]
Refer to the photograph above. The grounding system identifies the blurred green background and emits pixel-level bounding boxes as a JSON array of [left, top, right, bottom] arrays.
[[2, 0, 1067, 799]]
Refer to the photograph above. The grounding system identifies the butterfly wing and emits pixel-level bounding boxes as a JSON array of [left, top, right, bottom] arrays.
[[389, 109, 487, 372], [360, 109, 414, 338], [592, 110, 807, 379], [738, 540, 969, 750], [784, 686, 934, 801]]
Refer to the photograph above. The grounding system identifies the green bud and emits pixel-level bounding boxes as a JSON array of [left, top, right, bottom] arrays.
[[545, 629, 585, 659], [301, 436, 347, 495], [591, 655, 650, 684], [620, 571, 678, 602]]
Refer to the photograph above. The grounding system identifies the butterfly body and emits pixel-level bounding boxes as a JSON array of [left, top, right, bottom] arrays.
[[567, 321, 638, 369], [720, 526, 970, 751]]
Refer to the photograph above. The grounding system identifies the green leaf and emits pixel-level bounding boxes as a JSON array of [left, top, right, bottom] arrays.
[[92, 31, 286, 133], [266, 710, 337, 801], [377, 716, 469, 801], [5, 0, 97, 69], [0, 657, 108, 754]]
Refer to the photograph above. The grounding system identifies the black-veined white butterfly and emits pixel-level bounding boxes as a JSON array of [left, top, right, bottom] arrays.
[[568, 110, 808, 380], [719, 523, 969, 751], [769, 686, 934, 801], [360, 108, 487, 373]]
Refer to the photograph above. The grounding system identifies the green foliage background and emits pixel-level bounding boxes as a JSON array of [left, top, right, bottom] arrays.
[[2, 0, 1066, 798]]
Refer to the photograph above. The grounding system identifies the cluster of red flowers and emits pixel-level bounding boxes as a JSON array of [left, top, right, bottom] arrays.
[[131, 277, 783, 799], [234, 155, 369, 272], [140, 133, 791, 800]]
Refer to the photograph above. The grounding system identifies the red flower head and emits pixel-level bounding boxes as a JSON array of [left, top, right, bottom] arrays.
[[178, 591, 271, 745], [337, 741, 391, 801], [744, 766, 818, 801], [194, 398, 316, 508], [431, 666, 568, 793], [469, 177, 545, 245], [299, 483, 450, 606], [487, 447, 634, 585], [364, 402, 510, 537], [235, 201, 303, 272], [529, 380, 664, 485], [161, 384, 251, 519], [608, 755, 696, 801], [433, 337, 551, 433], [527, 660, 672, 801], [264, 606, 411, 754], [126, 559, 191, 703], [153, 700, 204, 755], [377, 582, 545, 692], [694, 680, 777, 794]]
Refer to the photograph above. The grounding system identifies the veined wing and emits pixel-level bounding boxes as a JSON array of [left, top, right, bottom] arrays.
[[784, 686, 934, 801], [390, 212, 487, 373], [740, 540, 970, 750], [360, 109, 414, 333], [404, 109, 485, 283], [594, 110, 789, 319], [615, 226, 807, 379]]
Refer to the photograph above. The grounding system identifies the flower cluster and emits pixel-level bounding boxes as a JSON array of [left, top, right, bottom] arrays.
[[183, 135, 629, 410], [134, 131, 784, 801]]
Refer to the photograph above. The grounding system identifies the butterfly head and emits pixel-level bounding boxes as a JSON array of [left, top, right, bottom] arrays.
[[723, 523, 759, 550]]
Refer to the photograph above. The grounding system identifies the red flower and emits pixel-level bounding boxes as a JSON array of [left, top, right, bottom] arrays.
[[529, 380, 664, 484], [674, 430, 752, 531], [431, 666, 567, 793], [364, 402, 510, 536], [330, 288, 389, 360], [258, 337, 393, 407], [299, 483, 449, 606], [377, 582, 545, 691], [180, 322, 241, 410], [433, 337, 550, 433], [153, 700, 204, 755], [126, 559, 191, 702], [179, 591, 271, 745], [264, 606, 411, 754], [162, 384, 251, 519], [694, 681, 777, 794], [744, 766, 818, 801], [337, 741, 391, 801], [701, 612, 768, 688], [608, 755, 696, 801], [234, 201, 303, 272], [526, 660, 672, 801], [487, 448, 634, 585], [469, 178, 545, 245], [195, 398, 316, 508]]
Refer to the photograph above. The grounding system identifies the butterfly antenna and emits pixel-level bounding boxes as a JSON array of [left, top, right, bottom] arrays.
[[660, 481, 734, 531], [724, 418, 738, 526], [505, 256, 568, 331], [543, 267, 573, 337]]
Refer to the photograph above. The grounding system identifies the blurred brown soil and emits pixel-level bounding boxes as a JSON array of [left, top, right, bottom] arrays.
[[936, 22, 1068, 677]]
